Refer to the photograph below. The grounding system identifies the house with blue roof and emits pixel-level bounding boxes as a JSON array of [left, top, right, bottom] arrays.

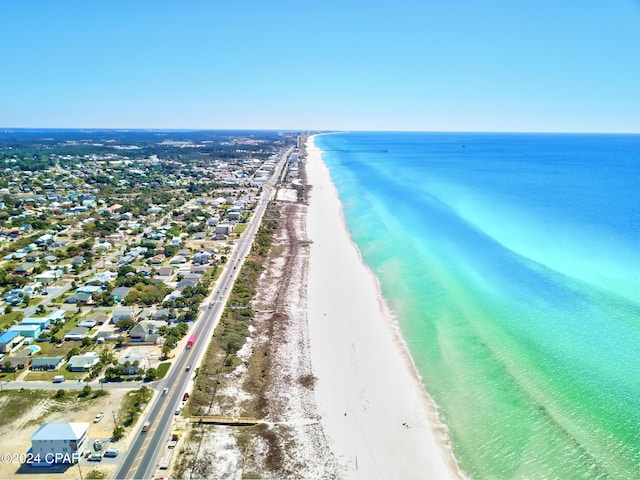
[[0, 330, 24, 353]]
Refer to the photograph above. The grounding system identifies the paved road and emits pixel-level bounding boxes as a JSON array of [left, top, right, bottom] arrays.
[[115, 146, 292, 480]]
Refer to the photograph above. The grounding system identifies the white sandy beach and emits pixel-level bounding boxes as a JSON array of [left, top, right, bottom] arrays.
[[305, 136, 462, 480]]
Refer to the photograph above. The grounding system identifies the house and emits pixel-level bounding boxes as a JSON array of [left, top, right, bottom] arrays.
[[30, 422, 89, 465], [85, 312, 109, 325], [9, 323, 41, 338], [77, 285, 102, 295], [162, 290, 181, 303], [192, 251, 211, 265], [129, 320, 164, 343], [0, 331, 24, 354], [21, 317, 52, 330], [215, 222, 234, 235], [150, 254, 165, 264], [152, 308, 170, 320], [112, 307, 135, 322], [169, 255, 187, 264], [77, 319, 97, 329], [66, 352, 99, 371], [176, 279, 198, 290], [156, 266, 174, 277], [46, 309, 67, 324], [117, 351, 149, 374], [34, 270, 63, 284], [65, 291, 92, 304], [70, 256, 85, 266], [30, 355, 65, 371], [64, 327, 90, 341], [1, 352, 32, 371], [88, 271, 117, 284], [13, 263, 36, 276], [112, 286, 131, 303]]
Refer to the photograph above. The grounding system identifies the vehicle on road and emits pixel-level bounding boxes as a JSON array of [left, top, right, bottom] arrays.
[[94, 413, 104, 423], [185, 365, 191, 372], [186, 334, 196, 349], [52, 375, 65, 383], [103, 448, 119, 458], [141, 421, 151, 433], [162, 387, 168, 395]]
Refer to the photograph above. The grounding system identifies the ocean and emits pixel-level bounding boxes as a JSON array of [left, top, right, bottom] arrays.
[[313, 132, 640, 480]]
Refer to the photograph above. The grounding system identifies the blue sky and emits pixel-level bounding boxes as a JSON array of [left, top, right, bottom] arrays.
[[1, 0, 639, 132]]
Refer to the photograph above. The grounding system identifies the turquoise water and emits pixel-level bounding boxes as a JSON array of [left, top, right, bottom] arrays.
[[314, 132, 640, 479]]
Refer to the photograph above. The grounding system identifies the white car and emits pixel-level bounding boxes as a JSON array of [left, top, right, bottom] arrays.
[[94, 413, 104, 423]]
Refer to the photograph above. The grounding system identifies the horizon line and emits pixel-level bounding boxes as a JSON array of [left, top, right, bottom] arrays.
[[1, 127, 638, 135]]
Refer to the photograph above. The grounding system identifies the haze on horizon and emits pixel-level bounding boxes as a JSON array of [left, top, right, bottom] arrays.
[[1, 0, 639, 133]]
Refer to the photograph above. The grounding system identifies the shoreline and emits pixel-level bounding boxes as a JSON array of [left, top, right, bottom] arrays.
[[305, 135, 463, 479]]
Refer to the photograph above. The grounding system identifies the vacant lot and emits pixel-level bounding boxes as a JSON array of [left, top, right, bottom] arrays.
[[0, 387, 132, 480]]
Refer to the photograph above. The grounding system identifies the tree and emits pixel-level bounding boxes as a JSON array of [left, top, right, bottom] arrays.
[[54, 389, 65, 399], [112, 425, 125, 440], [36, 304, 45, 315], [66, 347, 80, 360], [3, 360, 11, 370], [144, 367, 158, 381], [82, 384, 92, 397]]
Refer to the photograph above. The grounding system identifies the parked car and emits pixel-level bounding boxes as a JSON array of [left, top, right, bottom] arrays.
[[93, 439, 102, 451], [88, 454, 102, 462], [94, 413, 104, 423], [103, 448, 119, 458], [182, 392, 189, 401]]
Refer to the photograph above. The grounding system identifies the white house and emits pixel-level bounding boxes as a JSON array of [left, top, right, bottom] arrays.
[[30, 422, 89, 465], [66, 352, 99, 372]]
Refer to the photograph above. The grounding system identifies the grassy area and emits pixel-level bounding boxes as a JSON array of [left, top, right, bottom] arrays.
[[233, 223, 248, 234], [24, 369, 85, 382], [0, 390, 51, 429], [157, 362, 171, 379], [36, 338, 81, 357], [0, 311, 24, 330]]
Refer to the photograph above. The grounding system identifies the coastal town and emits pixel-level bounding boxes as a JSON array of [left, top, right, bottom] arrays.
[[0, 129, 307, 479]]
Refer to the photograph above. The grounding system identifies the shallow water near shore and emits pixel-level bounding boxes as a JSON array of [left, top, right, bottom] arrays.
[[314, 132, 640, 479]]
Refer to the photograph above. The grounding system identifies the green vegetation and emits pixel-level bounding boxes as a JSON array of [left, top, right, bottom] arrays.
[[86, 470, 108, 480], [189, 203, 280, 416], [156, 362, 171, 379], [0, 311, 24, 331], [114, 386, 153, 438]]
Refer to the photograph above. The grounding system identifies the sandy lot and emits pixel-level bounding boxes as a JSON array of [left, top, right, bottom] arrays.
[[0, 388, 133, 480]]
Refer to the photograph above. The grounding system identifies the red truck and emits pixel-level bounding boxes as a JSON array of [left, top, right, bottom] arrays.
[[186, 334, 196, 349]]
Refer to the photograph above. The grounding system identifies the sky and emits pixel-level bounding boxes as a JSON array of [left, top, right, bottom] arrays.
[[1, 0, 639, 132]]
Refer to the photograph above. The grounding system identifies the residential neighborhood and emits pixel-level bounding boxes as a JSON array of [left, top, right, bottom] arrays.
[[0, 130, 301, 384]]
